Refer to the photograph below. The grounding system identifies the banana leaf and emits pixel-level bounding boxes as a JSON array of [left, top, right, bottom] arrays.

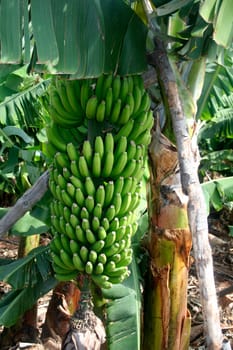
[[0, 245, 57, 327], [0, 0, 147, 76], [102, 254, 142, 350]]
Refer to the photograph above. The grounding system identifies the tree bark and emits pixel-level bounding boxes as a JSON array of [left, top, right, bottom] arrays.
[[148, 38, 223, 349]]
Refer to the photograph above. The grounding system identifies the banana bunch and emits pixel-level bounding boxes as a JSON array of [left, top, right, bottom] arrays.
[[46, 74, 154, 289]]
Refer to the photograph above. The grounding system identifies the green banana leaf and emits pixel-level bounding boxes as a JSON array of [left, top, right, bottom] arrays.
[[0, 245, 57, 327], [102, 254, 142, 350], [0, 0, 147, 76], [201, 177, 233, 214]]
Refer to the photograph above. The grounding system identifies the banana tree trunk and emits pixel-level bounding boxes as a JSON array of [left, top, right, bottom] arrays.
[[143, 127, 191, 350], [145, 36, 223, 349]]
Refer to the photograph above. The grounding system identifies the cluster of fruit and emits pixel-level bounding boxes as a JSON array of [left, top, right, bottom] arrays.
[[46, 74, 153, 289]]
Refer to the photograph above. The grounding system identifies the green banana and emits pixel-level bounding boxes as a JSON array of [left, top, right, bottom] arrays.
[[55, 271, 78, 282], [57, 81, 75, 114], [127, 76, 134, 93], [118, 192, 132, 217], [70, 175, 84, 191], [80, 245, 89, 263], [102, 151, 114, 177], [113, 176, 124, 195], [81, 208, 90, 221], [82, 140, 93, 168], [115, 225, 126, 241], [114, 136, 127, 159], [111, 253, 121, 264], [94, 262, 104, 275], [104, 260, 116, 274], [97, 226, 107, 240], [85, 261, 94, 274], [84, 176, 95, 197], [75, 187, 85, 207], [118, 104, 131, 125], [85, 195, 95, 213], [93, 203, 102, 219], [89, 250, 98, 264], [70, 214, 80, 229], [101, 217, 110, 231], [104, 132, 114, 153], [134, 129, 152, 146], [63, 167, 71, 180], [71, 160, 81, 178], [51, 234, 63, 252], [61, 189, 73, 207], [105, 205, 116, 222], [51, 252, 69, 270], [104, 242, 120, 257], [86, 228, 96, 244], [70, 239, 80, 254], [55, 152, 70, 169], [52, 261, 73, 275], [75, 225, 87, 244], [107, 266, 128, 277], [102, 74, 113, 98], [92, 274, 112, 289], [121, 159, 136, 178], [46, 123, 67, 152], [71, 203, 81, 216], [78, 156, 90, 177], [67, 143, 79, 162], [56, 174, 66, 189], [92, 216, 100, 232], [110, 99, 121, 123], [94, 136, 104, 159], [104, 231, 116, 248], [108, 273, 128, 284], [44, 141, 57, 159], [119, 77, 129, 103], [60, 249, 75, 269], [66, 182, 76, 198], [65, 80, 83, 117], [73, 253, 85, 271], [105, 87, 113, 118], [96, 100, 106, 123], [104, 181, 114, 206], [86, 95, 98, 119], [127, 140, 137, 160], [109, 217, 119, 231], [80, 79, 91, 111], [95, 185, 105, 206], [135, 91, 151, 115], [97, 253, 107, 265], [114, 119, 134, 142], [125, 92, 135, 115], [60, 234, 72, 254], [132, 85, 142, 114], [112, 75, 121, 101], [92, 152, 101, 177], [111, 193, 122, 215], [111, 151, 128, 178], [91, 239, 105, 253], [65, 222, 76, 240]]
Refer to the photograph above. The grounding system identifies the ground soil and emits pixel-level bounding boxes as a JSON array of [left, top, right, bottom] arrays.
[[0, 208, 233, 349]]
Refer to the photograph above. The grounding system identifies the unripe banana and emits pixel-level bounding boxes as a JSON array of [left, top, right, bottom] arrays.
[[55, 271, 78, 282], [118, 104, 131, 125], [51, 252, 69, 270], [121, 159, 136, 178], [94, 262, 104, 275], [86, 95, 98, 119], [101, 217, 110, 231], [107, 266, 128, 278], [110, 99, 122, 123], [56, 174, 66, 189], [70, 175, 84, 192], [55, 152, 70, 169], [92, 152, 101, 177], [127, 76, 134, 93], [63, 167, 71, 180], [60, 234, 71, 254], [125, 92, 135, 115], [118, 192, 132, 217], [104, 242, 120, 257], [114, 136, 127, 159], [93, 203, 102, 219], [65, 222, 76, 240], [56, 80, 75, 114], [85, 261, 94, 275], [102, 74, 113, 98], [75, 225, 87, 244], [97, 226, 107, 240], [67, 143, 79, 162], [81, 208, 90, 221], [89, 250, 98, 264], [132, 85, 142, 114], [46, 123, 67, 152], [109, 217, 119, 231], [65, 80, 83, 117], [91, 239, 105, 253], [95, 185, 105, 206], [51, 234, 63, 252], [104, 260, 116, 274], [67, 182, 76, 198], [111, 253, 121, 264], [127, 140, 137, 160], [86, 228, 96, 244], [80, 79, 91, 111], [95, 74, 105, 100], [71, 203, 81, 216], [92, 274, 112, 289], [111, 193, 122, 215], [71, 160, 81, 178], [102, 151, 114, 177], [94, 136, 104, 159], [75, 188, 85, 207], [70, 214, 80, 229], [70, 239, 80, 254], [104, 231, 116, 248], [119, 77, 129, 103], [134, 129, 152, 146], [97, 253, 107, 265], [114, 118, 134, 142], [85, 195, 95, 213], [82, 140, 93, 168], [111, 152, 128, 178], [104, 132, 114, 153], [60, 249, 75, 269], [85, 176, 96, 197], [80, 246, 89, 263], [115, 225, 127, 241], [73, 253, 85, 271], [96, 100, 106, 123], [105, 87, 113, 118], [105, 205, 116, 222], [114, 176, 124, 195], [79, 156, 90, 177], [61, 189, 73, 207], [104, 181, 114, 206], [92, 216, 100, 232], [112, 75, 121, 101]]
